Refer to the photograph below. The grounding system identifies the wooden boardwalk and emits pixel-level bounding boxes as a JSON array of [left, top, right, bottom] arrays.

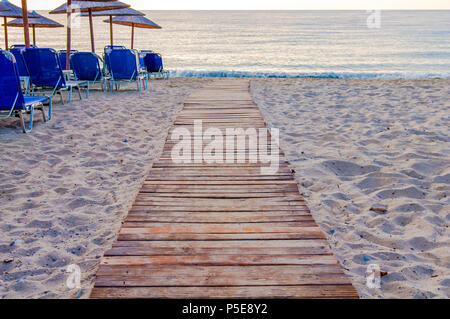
[[90, 79, 358, 299]]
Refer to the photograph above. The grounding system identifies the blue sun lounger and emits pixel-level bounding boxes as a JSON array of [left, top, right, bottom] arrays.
[[22, 48, 88, 104], [104, 49, 145, 92], [138, 50, 153, 69], [138, 50, 153, 88], [142, 51, 169, 80], [0, 50, 51, 133], [9, 48, 31, 94], [71, 52, 108, 95]]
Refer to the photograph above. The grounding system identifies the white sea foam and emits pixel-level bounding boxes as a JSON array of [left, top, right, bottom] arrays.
[[169, 69, 450, 79]]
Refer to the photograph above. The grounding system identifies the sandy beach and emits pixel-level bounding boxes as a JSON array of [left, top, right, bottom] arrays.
[[251, 78, 450, 298], [0, 78, 448, 299]]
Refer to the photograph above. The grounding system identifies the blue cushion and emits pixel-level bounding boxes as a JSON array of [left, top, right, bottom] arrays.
[[24, 96, 49, 106]]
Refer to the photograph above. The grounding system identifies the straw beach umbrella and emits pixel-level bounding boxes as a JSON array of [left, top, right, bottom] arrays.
[[6, 11, 63, 46], [49, 1, 130, 54], [0, 0, 38, 49], [105, 15, 161, 49], [80, 8, 144, 46]]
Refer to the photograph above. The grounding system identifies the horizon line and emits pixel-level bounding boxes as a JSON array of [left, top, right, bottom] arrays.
[[31, 8, 450, 11]]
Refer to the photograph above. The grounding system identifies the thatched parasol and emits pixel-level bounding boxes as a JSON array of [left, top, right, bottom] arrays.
[[105, 15, 161, 49], [6, 11, 63, 46], [0, 0, 38, 49]]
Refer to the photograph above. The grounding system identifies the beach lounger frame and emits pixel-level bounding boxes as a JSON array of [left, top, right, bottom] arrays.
[[0, 50, 52, 133], [10, 44, 38, 49], [22, 48, 88, 104]]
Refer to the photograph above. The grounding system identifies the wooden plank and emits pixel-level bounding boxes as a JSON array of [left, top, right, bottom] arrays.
[[105, 245, 332, 257], [117, 231, 327, 241], [95, 265, 352, 286], [91, 285, 359, 299], [109, 239, 330, 248], [125, 213, 314, 223], [129, 206, 310, 212], [127, 209, 311, 214], [133, 196, 305, 205], [100, 255, 339, 266], [122, 222, 318, 228], [105, 239, 333, 256], [144, 179, 297, 187], [143, 180, 298, 185], [119, 225, 321, 234]]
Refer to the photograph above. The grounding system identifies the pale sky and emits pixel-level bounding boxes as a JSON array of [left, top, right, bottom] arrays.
[[9, 0, 450, 10]]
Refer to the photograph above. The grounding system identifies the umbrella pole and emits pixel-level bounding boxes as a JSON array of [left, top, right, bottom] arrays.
[[21, 0, 30, 48], [32, 25, 36, 46], [131, 23, 134, 49], [66, 0, 71, 70], [3, 17, 7, 50], [109, 15, 113, 46], [88, 9, 95, 52]]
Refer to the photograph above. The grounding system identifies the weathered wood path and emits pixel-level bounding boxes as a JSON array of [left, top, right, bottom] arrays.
[[90, 79, 358, 299]]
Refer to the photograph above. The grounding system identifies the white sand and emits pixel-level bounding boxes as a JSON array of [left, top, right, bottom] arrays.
[[251, 78, 450, 299], [0, 78, 210, 298]]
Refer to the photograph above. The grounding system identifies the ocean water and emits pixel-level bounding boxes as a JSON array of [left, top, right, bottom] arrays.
[[3, 10, 450, 79]]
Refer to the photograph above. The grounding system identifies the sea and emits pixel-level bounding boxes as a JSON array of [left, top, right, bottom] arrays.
[[3, 10, 450, 79]]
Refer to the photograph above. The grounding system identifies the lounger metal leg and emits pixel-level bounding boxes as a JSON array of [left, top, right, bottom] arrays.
[[48, 99, 52, 121], [25, 78, 30, 95], [18, 108, 33, 133], [28, 108, 34, 132], [40, 104, 47, 123], [68, 87, 72, 104], [59, 91, 65, 105], [77, 86, 82, 101], [18, 111, 26, 133]]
